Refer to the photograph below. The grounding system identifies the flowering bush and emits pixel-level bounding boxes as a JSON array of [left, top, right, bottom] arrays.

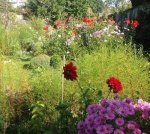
[[124, 19, 139, 28], [77, 98, 150, 134], [122, 19, 140, 43], [83, 18, 96, 27]]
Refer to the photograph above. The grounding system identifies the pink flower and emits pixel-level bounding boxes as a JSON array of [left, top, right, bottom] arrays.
[[133, 128, 142, 134], [77, 121, 85, 130], [105, 124, 114, 133], [142, 111, 149, 120], [94, 116, 105, 126], [124, 19, 131, 25], [105, 112, 115, 120], [127, 121, 139, 130], [115, 118, 124, 126], [43, 25, 49, 31], [96, 125, 107, 134], [114, 129, 124, 134]]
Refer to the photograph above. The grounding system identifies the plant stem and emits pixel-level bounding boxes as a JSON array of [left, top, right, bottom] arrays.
[[106, 89, 111, 99], [61, 55, 66, 103], [77, 79, 88, 115], [77, 79, 83, 91]]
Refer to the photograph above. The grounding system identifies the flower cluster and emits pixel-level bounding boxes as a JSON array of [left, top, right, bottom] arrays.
[[134, 99, 150, 120], [83, 17, 96, 27], [77, 98, 149, 134], [124, 19, 139, 28]]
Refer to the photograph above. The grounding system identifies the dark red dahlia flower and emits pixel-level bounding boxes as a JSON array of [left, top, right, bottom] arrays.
[[106, 77, 123, 93], [132, 20, 139, 28], [63, 62, 77, 81]]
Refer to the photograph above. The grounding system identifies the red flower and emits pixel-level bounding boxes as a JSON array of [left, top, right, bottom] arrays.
[[63, 62, 77, 81], [54, 20, 65, 28], [83, 18, 92, 23], [124, 19, 131, 25], [107, 77, 123, 93], [83, 18, 94, 27], [43, 25, 49, 31], [132, 20, 139, 28]]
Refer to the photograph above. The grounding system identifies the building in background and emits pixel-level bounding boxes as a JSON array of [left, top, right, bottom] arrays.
[[9, 0, 27, 8]]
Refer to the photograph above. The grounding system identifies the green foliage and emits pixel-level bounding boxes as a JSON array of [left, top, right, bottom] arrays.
[[30, 101, 46, 133], [54, 102, 76, 134], [43, 29, 66, 56], [26, 0, 103, 24], [50, 55, 61, 68], [77, 42, 149, 100], [0, 23, 20, 55], [26, 0, 65, 24], [0, 18, 46, 56]]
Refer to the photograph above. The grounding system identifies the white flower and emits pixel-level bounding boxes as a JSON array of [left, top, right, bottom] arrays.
[[58, 34, 61, 38]]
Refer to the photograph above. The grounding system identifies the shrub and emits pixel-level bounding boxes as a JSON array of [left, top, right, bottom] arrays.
[[50, 55, 61, 68], [30, 54, 50, 69]]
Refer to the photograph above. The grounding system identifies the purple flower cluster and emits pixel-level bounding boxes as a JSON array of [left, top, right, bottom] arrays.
[[77, 98, 149, 134]]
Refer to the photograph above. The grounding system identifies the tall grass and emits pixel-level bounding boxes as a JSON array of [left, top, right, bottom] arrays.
[[76, 43, 149, 100]]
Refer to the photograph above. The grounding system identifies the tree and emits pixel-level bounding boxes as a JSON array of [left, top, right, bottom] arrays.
[[26, 0, 104, 24], [130, 0, 149, 7]]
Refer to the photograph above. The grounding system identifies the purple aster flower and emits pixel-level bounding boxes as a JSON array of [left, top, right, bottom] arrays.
[[105, 112, 115, 120], [123, 98, 133, 104], [114, 129, 124, 134], [127, 121, 139, 130], [142, 111, 149, 120], [120, 127, 125, 132], [115, 118, 124, 126], [77, 121, 85, 130], [96, 125, 107, 134], [105, 124, 114, 134], [85, 114, 96, 124], [117, 107, 127, 117], [86, 104, 99, 115], [85, 128, 93, 134], [99, 107, 107, 115], [94, 116, 105, 127], [133, 128, 142, 134], [127, 106, 135, 115], [101, 99, 109, 107], [78, 130, 85, 134]]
